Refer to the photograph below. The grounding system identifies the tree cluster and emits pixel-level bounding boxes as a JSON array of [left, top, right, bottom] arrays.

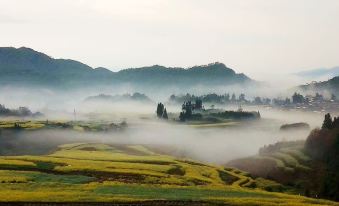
[[156, 103, 168, 119], [178, 100, 205, 121], [179, 101, 193, 121], [292, 92, 305, 104], [322, 113, 339, 130], [169, 93, 248, 105], [169, 92, 337, 109], [211, 110, 260, 120], [304, 113, 339, 200], [0, 104, 40, 117]]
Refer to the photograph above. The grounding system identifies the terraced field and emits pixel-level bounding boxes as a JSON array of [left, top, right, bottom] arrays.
[[227, 140, 319, 196], [263, 143, 312, 173], [0, 120, 126, 131], [0, 143, 337, 205]]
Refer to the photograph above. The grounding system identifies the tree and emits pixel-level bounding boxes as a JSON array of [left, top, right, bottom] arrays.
[[163, 108, 168, 119], [186, 106, 192, 117], [156, 103, 164, 118], [169, 94, 176, 102], [254, 97, 262, 105], [322, 113, 333, 129], [263, 98, 271, 105], [17, 107, 32, 116], [239, 94, 246, 102], [179, 112, 185, 121], [195, 99, 203, 110], [156, 102, 169, 119], [333, 117, 339, 129], [179, 101, 194, 121], [231, 93, 236, 102], [285, 98, 291, 104], [14, 123, 22, 130], [224, 93, 230, 102], [292, 92, 304, 104], [315, 93, 324, 101]]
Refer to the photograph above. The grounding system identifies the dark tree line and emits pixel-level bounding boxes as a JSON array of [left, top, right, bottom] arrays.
[[169, 92, 337, 107], [169, 93, 248, 105], [211, 110, 260, 120], [0, 104, 42, 117], [304, 113, 339, 200]]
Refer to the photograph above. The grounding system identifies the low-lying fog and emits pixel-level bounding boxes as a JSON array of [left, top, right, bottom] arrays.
[[0, 88, 327, 164]]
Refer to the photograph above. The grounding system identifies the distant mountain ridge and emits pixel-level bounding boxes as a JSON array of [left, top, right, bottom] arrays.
[[0, 47, 115, 87], [85, 93, 153, 103], [295, 67, 339, 80], [299, 76, 339, 96], [0, 47, 254, 90]]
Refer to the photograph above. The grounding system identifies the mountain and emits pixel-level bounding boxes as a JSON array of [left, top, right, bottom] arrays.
[[0, 47, 254, 91], [116, 63, 252, 87], [295, 67, 339, 81], [0, 47, 116, 87], [84, 93, 153, 104], [299, 76, 339, 96]]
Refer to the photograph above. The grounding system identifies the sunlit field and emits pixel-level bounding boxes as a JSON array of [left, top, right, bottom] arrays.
[[0, 143, 336, 205]]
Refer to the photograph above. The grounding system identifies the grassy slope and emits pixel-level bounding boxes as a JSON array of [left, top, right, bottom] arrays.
[[227, 141, 319, 196], [0, 143, 336, 205], [0, 120, 128, 132]]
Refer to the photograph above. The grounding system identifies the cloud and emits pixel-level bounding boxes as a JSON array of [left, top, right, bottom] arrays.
[[0, 14, 26, 24]]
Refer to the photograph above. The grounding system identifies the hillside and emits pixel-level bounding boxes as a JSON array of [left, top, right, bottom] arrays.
[[0, 47, 254, 90], [116, 63, 252, 88], [84, 93, 153, 104], [0, 47, 115, 87], [227, 141, 312, 192], [299, 76, 339, 96], [227, 114, 339, 201], [0, 142, 336, 205]]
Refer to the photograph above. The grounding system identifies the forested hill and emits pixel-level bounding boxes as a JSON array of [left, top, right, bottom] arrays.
[[0, 47, 254, 90], [227, 113, 339, 201], [299, 76, 339, 96]]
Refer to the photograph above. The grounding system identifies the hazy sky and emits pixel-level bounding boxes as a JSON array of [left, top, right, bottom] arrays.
[[0, 0, 338, 80]]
